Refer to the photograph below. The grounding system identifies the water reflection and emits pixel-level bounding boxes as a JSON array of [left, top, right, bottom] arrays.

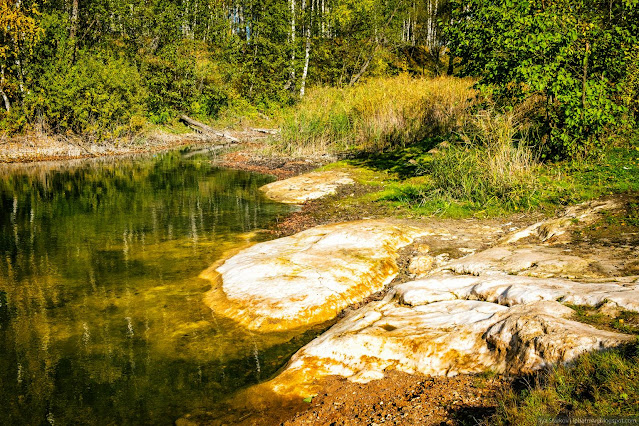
[[0, 151, 302, 425]]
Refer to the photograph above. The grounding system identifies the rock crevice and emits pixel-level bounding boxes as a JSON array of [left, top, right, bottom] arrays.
[[241, 197, 638, 398]]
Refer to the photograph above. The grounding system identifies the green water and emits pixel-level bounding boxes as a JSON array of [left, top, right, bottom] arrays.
[[0, 151, 307, 425]]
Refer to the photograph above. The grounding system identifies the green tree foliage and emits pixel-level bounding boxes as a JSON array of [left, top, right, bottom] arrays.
[[0, 0, 42, 114], [0, 0, 453, 137], [23, 52, 147, 138], [445, 0, 639, 157]]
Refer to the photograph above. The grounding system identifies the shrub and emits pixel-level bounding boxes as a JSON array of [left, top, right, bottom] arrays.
[[419, 110, 538, 208], [445, 0, 639, 158], [22, 52, 147, 140]]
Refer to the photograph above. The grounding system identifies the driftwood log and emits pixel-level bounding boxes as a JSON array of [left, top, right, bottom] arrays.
[[179, 115, 240, 143], [250, 128, 281, 135]]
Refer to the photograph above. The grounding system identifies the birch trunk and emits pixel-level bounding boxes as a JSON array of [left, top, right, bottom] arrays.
[[284, 0, 297, 91], [321, 0, 325, 36], [581, 40, 590, 121], [0, 66, 11, 112], [70, 0, 79, 60], [300, 0, 313, 98], [349, 46, 377, 86]]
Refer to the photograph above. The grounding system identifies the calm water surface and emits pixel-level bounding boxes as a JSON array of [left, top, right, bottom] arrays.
[[0, 151, 309, 424]]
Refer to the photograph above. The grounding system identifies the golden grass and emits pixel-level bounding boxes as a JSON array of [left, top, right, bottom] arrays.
[[278, 74, 476, 156]]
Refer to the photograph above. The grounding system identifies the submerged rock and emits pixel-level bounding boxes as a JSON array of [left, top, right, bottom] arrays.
[[264, 298, 631, 398], [259, 170, 354, 204], [201, 220, 430, 332]]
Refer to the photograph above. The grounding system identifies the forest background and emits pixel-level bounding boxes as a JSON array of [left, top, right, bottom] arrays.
[[1, 0, 635, 159], [0, 0, 453, 137], [0, 0, 639, 165]]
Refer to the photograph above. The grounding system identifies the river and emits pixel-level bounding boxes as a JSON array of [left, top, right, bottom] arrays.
[[0, 150, 313, 424]]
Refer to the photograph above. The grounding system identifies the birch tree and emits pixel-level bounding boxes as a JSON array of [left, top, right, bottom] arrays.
[[299, 0, 314, 97], [0, 0, 41, 112]]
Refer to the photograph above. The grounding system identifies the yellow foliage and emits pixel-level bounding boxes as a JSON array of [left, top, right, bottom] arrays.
[[0, 0, 42, 61]]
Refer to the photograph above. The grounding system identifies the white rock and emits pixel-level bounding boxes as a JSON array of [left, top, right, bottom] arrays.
[[395, 272, 639, 312], [264, 299, 631, 397], [259, 171, 355, 204], [200, 220, 430, 332], [503, 199, 621, 244], [408, 255, 435, 276], [445, 246, 594, 279]]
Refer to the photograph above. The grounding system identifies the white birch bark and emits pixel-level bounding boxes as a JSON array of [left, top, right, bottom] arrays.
[[300, 0, 314, 98], [284, 0, 297, 90], [0, 66, 11, 112]]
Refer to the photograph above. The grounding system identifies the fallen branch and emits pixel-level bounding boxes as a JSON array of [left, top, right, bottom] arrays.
[[179, 115, 240, 143], [181, 145, 228, 159], [251, 128, 281, 135]]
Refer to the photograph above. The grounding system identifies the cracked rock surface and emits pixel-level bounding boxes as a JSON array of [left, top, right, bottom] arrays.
[[259, 170, 355, 204], [200, 220, 430, 332], [263, 298, 631, 398], [250, 197, 638, 398]]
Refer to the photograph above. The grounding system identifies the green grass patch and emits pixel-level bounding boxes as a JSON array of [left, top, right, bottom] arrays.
[[536, 147, 639, 207], [567, 304, 639, 336], [330, 144, 639, 219], [492, 341, 639, 425], [316, 161, 397, 187]]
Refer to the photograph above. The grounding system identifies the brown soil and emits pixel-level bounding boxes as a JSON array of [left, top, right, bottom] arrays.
[[282, 372, 507, 426], [180, 371, 508, 426]]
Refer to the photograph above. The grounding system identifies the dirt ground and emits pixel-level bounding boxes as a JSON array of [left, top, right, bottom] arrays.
[[281, 372, 507, 426], [179, 371, 508, 426]]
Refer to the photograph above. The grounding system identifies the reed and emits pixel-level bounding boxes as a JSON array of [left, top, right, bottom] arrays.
[[278, 74, 476, 156]]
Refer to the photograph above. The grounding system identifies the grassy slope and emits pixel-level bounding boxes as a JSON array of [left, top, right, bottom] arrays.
[[273, 75, 639, 218], [492, 341, 639, 425]]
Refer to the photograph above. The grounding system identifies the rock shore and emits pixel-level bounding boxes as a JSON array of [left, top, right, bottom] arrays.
[[200, 220, 430, 332], [259, 170, 355, 204], [188, 172, 638, 425], [221, 184, 636, 399], [265, 298, 631, 398]]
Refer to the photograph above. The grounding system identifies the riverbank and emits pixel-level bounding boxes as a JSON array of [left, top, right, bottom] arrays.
[[0, 138, 521, 425], [183, 186, 639, 426], [3, 135, 639, 425], [0, 127, 280, 164]]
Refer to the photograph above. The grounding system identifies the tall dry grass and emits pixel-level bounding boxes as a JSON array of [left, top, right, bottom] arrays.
[[278, 74, 476, 156], [426, 110, 539, 206]]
